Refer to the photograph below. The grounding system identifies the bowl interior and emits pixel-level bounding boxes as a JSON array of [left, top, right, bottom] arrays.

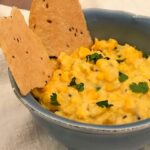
[[9, 9, 150, 133], [85, 9, 150, 55]]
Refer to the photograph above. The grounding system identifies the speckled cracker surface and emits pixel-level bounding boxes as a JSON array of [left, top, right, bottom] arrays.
[[0, 7, 55, 95], [29, 0, 92, 56]]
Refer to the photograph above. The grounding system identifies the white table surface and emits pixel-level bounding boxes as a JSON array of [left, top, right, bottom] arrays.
[[0, 0, 150, 150]]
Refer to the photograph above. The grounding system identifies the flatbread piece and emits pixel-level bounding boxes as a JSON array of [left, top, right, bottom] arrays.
[[0, 7, 55, 95], [29, 0, 92, 56]]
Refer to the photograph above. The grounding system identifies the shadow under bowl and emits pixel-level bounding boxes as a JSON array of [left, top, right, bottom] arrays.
[[9, 8, 150, 150]]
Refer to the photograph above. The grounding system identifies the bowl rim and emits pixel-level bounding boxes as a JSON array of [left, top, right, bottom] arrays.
[[9, 8, 150, 135]]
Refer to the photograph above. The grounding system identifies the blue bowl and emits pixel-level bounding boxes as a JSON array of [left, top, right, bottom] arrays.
[[9, 9, 150, 150]]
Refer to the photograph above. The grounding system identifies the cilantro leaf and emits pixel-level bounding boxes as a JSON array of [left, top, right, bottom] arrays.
[[75, 83, 84, 92], [69, 77, 84, 92], [50, 93, 60, 106], [86, 53, 103, 63], [119, 72, 128, 82], [96, 100, 113, 108], [129, 82, 149, 94], [69, 77, 76, 86]]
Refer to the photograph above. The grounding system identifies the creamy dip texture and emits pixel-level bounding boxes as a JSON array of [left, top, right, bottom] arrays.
[[32, 39, 150, 125]]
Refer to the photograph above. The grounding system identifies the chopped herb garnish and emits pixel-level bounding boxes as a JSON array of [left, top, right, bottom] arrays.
[[86, 53, 103, 63], [129, 82, 149, 94], [96, 86, 101, 91], [69, 77, 84, 92], [69, 77, 76, 86], [49, 56, 58, 59], [96, 100, 113, 108], [75, 83, 84, 92], [117, 58, 126, 63], [119, 72, 128, 82], [50, 93, 60, 106]]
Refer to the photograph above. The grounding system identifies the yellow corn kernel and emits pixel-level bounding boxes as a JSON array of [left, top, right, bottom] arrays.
[[97, 72, 104, 80], [78, 47, 91, 58], [96, 59, 108, 69], [61, 71, 69, 82], [105, 83, 115, 91], [80, 63, 91, 74], [57, 86, 67, 93], [108, 39, 118, 50], [71, 96, 81, 105], [104, 70, 118, 82], [105, 81, 120, 91], [124, 97, 136, 113], [87, 90, 99, 100], [58, 52, 73, 69], [121, 45, 142, 64]]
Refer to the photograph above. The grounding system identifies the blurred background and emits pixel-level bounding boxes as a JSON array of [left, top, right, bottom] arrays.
[[0, 0, 150, 17]]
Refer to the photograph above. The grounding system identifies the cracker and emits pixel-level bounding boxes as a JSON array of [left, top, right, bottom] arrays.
[[0, 7, 56, 95], [29, 0, 92, 56]]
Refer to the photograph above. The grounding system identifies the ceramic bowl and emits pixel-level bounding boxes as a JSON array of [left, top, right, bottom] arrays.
[[9, 9, 150, 150]]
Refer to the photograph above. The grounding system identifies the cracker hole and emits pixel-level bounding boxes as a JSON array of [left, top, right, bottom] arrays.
[[33, 24, 36, 29], [80, 31, 83, 35], [46, 3, 49, 8], [48, 75, 50, 78], [12, 55, 15, 59], [49, 56, 57, 59], [76, 28, 78, 32], [45, 81, 48, 84], [17, 38, 20, 43], [74, 33, 77, 37], [26, 51, 29, 54], [66, 44, 70, 48], [47, 19, 52, 23], [69, 28, 72, 32], [43, 0, 45, 1], [71, 27, 74, 30], [40, 57, 43, 60]]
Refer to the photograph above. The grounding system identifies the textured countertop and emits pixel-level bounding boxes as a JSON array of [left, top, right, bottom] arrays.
[[0, 0, 150, 150]]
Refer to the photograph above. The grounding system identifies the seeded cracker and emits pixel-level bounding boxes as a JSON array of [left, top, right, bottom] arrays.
[[0, 7, 56, 95], [29, 0, 92, 57]]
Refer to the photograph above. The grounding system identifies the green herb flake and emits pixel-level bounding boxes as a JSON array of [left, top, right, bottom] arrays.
[[129, 82, 149, 94], [69, 77, 84, 92], [119, 72, 128, 82], [86, 53, 103, 63], [69, 77, 76, 86], [75, 83, 84, 92], [50, 93, 60, 106], [96, 100, 113, 108], [117, 58, 126, 63]]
